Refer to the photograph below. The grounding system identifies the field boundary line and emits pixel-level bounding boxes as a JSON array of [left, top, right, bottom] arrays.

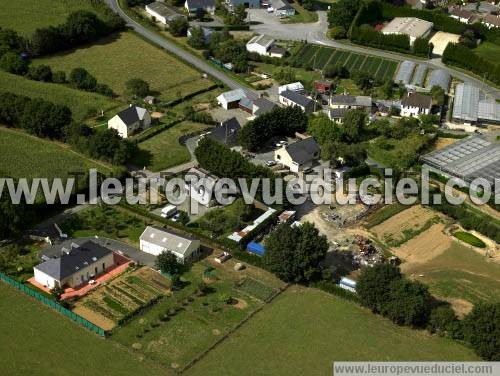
[[178, 283, 290, 374]]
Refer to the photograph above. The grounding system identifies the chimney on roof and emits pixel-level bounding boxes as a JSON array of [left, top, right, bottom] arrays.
[[61, 247, 70, 255]]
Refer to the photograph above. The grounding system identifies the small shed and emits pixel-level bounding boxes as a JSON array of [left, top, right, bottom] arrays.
[[314, 80, 333, 94], [247, 241, 265, 256]]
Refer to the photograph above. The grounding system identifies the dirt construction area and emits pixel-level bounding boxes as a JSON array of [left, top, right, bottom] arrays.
[[395, 223, 452, 273], [370, 205, 440, 246]]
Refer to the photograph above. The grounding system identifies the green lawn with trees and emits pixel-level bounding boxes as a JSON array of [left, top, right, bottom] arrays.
[[185, 287, 478, 376], [133, 121, 211, 171], [0, 71, 122, 122], [35, 32, 213, 100], [0, 0, 97, 36], [0, 283, 169, 375]]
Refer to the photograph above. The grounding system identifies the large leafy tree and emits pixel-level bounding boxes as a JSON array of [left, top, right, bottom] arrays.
[[263, 223, 328, 283], [357, 263, 401, 313], [156, 251, 182, 276], [125, 78, 150, 98], [0, 184, 30, 240], [341, 109, 367, 143], [383, 278, 432, 327], [327, 0, 360, 29], [463, 303, 500, 360]]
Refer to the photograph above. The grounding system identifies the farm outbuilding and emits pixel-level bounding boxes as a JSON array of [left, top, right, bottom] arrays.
[[411, 64, 427, 87], [394, 60, 416, 85], [247, 242, 266, 256], [426, 69, 450, 93]]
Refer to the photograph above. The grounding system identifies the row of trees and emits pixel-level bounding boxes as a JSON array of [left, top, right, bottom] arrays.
[[238, 107, 308, 151], [195, 137, 275, 180], [357, 264, 500, 360], [30, 10, 124, 56], [442, 43, 500, 86], [0, 92, 135, 165], [0, 27, 114, 97]]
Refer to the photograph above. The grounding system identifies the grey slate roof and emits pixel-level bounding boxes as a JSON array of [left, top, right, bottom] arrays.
[[34, 241, 112, 281], [284, 137, 320, 165], [327, 108, 349, 119], [186, 0, 215, 9], [140, 226, 198, 256], [271, 0, 294, 10], [117, 106, 148, 126], [401, 92, 432, 109], [207, 117, 241, 146], [280, 90, 312, 108], [253, 97, 277, 116], [330, 95, 372, 107]]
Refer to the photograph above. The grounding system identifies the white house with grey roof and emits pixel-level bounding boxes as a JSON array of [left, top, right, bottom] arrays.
[[269, 0, 295, 17], [184, 167, 218, 207], [274, 137, 320, 172], [108, 105, 151, 138], [279, 90, 315, 113], [146, 2, 185, 24], [217, 88, 251, 109], [140, 226, 200, 263], [330, 94, 372, 113], [33, 241, 115, 289], [246, 35, 285, 58]]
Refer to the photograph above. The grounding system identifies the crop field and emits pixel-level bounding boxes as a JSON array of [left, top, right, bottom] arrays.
[[0, 71, 122, 122], [0, 126, 111, 180], [36, 32, 214, 100], [370, 205, 441, 247], [185, 287, 478, 376], [133, 121, 212, 171], [453, 231, 487, 248], [0, 0, 97, 36], [292, 44, 399, 81], [0, 283, 169, 375], [111, 261, 279, 370], [74, 267, 170, 330]]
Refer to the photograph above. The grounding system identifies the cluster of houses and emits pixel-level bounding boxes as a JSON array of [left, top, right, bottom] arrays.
[[144, 0, 296, 25], [449, 4, 500, 29]]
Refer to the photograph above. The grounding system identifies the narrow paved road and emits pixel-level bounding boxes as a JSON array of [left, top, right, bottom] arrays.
[[252, 11, 500, 99], [105, 0, 255, 94], [107, 1, 499, 99]]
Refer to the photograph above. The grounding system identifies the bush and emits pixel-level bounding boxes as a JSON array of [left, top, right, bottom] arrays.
[[69, 67, 97, 91], [27, 64, 53, 82], [463, 303, 500, 360], [0, 52, 28, 75], [329, 26, 347, 40], [428, 306, 458, 335]]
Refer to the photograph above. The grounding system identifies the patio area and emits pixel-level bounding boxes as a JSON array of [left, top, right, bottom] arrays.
[[28, 253, 133, 300]]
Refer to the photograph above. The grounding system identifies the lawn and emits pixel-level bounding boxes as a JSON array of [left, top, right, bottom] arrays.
[[283, 4, 318, 24], [61, 206, 149, 246], [0, 283, 170, 375], [111, 261, 267, 370], [367, 134, 431, 169], [0, 126, 112, 180], [408, 242, 500, 305], [133, 121, 211, 171], [0, 71, 122, 122], [35, 32, 214, 100], [474, 42, 500, 66], [0, 0, 96, 36], [185, 287, 478, 376], [453, 231, 486, 249]]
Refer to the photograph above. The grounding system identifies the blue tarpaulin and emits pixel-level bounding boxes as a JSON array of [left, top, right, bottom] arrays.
[[247, 241, 265, 256]]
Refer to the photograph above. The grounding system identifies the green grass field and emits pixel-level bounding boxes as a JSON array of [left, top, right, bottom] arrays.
[[408, 243, 500, 305], [133, 121, 211, 171], [0, 71, 122, 122], [0, 126, 111, 180], [0, 0, 96, 36], [0, 282, 170, 375], [292, 44, 398, 81], [35, 32, 214, 100], [453, 231, 487, 248], [186, 287, 478, 376], [474, 42, 500, 66]]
